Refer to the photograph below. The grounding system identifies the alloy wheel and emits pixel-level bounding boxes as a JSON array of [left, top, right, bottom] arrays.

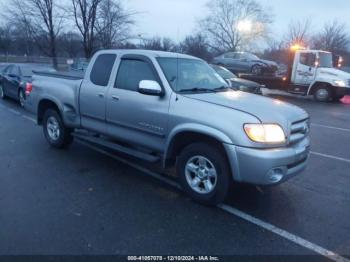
[[185, 155, 218, 194], [47, 116, 61, 141]]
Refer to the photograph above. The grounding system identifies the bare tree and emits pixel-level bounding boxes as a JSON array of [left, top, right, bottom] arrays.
[[140, 37, 178, 52], [72, 0, 103, 58], [5, 0, 65, 67], [312, 20, 350, 53], [96, 0, 135, 49], [57, 32, 83, 57], [0, 23, 13, 55], [180, 34, 213, 61], [200, 0, 272, 52], [284, 19, 311, 47]]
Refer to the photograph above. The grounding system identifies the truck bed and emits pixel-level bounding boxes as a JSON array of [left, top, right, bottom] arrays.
[[33, 70, 84, 80]]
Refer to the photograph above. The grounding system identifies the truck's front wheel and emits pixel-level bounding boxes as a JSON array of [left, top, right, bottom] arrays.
[[176, 142, 231, 205], [313, 85, 332, 102], [43, 109, 73, 149]]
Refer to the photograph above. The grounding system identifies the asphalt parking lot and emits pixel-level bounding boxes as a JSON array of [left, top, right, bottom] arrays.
[[0, 93, 349, 261]]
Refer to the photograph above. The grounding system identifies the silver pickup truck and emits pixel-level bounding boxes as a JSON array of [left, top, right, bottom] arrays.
[[25, 50, 310, 205]]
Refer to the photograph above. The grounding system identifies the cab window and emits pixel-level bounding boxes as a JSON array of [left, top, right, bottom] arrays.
[[115, 59, 158, 92], [300, 53, 316, 67], [90, 54, 116, 86]]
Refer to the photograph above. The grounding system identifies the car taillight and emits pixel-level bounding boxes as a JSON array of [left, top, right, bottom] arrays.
[[25, 83, 33, 96]]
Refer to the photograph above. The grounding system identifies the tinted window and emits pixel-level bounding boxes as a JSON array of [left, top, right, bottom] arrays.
[[319, 53, 333, 68], [115, 59, 157, 92], [212, 65, 236, 79], [9, 66, 20, 76], [90, 54, 116, 86], [225, 53, 239, 59], [300, 53, 316, 67], [2, 66, 11, 74]]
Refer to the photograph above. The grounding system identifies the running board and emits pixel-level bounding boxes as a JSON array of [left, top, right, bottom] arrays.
[[72, 132, 160, 163]]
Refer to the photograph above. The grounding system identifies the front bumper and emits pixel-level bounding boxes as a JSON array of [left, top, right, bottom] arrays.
[[335, 86, 350, 96], [224, 136, 310, 185]]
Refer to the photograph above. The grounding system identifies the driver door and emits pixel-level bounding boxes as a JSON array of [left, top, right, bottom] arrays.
[[106, 56, 170, 152], [294, 52, 317, 86]]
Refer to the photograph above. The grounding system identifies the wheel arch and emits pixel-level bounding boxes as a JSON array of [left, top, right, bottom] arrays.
[[37, 98, 62, 125], [163, 125, 232, 169], [307, 81, 334, 96]]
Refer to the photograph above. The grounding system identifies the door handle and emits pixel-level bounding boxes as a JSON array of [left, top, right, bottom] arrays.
[[112, 95, 120, 101], [97, 93, 104, 98]]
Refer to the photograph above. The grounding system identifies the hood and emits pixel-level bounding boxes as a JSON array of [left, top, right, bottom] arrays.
[[318, 67, 350, 80], [230, 77, 262, 88], [182, 91, 308, 127]]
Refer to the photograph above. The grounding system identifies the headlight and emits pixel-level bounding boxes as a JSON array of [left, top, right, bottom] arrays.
[[334, 80, 346, 87], [244, 124, 286, 143]]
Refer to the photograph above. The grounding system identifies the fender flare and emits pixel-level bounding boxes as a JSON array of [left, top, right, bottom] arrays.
[[163, 123, 233, 167]]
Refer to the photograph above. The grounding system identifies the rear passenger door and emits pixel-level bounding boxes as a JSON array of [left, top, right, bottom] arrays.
[[79, 53, 117, 134], [106, 55, 170, 152]]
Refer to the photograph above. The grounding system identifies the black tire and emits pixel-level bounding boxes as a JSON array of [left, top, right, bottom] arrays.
[[18, 89, 25, 108], [251, 64, 263, 75], [43, 109, 73, 149], [313, 84, 332, 102], [0, 84, 6, 100], [176, 142, 231, 205]]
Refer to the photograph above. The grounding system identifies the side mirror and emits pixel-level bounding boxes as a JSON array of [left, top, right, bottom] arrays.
[[138, 80, 163, 96]]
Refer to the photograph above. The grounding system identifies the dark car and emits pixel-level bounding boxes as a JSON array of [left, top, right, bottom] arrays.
[[211, 64, 263, 94], [0, 64, 56, 107], [212, 51, 278, 75]]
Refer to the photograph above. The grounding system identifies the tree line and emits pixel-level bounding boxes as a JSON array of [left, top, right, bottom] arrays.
[[0, 0, 349, 67]]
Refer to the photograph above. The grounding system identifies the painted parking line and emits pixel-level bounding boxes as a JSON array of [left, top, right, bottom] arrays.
[[77, 140, 349, 262], [2, 103, 350, 261], [312, 123, 350, 133], [219, 204, 350, 262], [310, 151, 350, 164]]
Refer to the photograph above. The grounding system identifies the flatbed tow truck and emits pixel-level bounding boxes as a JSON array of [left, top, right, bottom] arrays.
[[239, 45, 350, 102]]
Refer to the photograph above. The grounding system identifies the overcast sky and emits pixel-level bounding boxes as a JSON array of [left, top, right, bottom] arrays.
[[124, 0, 350, 42], [1, 0, 349, 43]]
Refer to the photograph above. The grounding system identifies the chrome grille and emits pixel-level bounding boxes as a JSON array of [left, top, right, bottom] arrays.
[[289, 118, 310, 144]]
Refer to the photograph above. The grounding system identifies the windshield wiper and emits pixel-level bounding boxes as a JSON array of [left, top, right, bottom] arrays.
[[179, 86, 232, 93], [213, 86, 232, 92], [179, 87, 217, 93]]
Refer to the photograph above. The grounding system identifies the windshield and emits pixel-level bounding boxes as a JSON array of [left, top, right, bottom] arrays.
[[245, 53, 259, 60], [212, 65, 237, 79], [318, 53, 333, 68], [157, 58, 228, 92]]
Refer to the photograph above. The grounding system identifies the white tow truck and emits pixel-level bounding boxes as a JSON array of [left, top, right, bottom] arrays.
[[241, 46, 350, 102]]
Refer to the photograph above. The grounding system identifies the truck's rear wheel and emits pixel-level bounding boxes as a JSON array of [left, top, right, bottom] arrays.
[[313, 85, 332, 102], [18, 89, 25, 107], [176, 142, 231, 205], [43, 109, 73, 149], [0, 84, 6, 99]]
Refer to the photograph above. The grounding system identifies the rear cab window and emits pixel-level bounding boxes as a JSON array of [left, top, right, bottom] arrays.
[[90, 54, 116, 86]]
